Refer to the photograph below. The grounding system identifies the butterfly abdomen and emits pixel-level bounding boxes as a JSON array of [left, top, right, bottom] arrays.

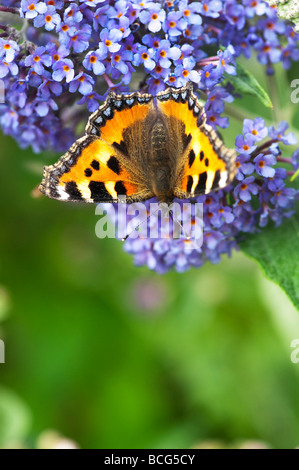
[[149, 120, 173, 202]]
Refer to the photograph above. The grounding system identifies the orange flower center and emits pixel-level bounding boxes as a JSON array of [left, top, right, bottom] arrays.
[[184, 9, 190, 17], [114, 55, 121, 62], [160, 50, 166, 58], [182, 70, 189, 77], [169, 21, 176, 28], [241, 184, 248, 190], [34, 56, 41, 62], [28, 4, 35, 10], [251, 129, 257, 135], [90, 56, 97, 63], [168, 76, 176, 83], [62, 25, 69, 32], [63, 65, 70, 72], [4, 44, 11, 50], [242, 145, 249, 151], [105, 40, 112, 47], [151, 13, 158, 20], [142, 52, 149, 60]]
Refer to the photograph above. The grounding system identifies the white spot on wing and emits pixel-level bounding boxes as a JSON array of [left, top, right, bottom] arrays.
[[206, 171, 215, 193], [105, 181, 118, 199], [219, 171, 228, 188], [191, 174, 199, 194], [58, 186, 70, 200], [78, 181, 92, 199]]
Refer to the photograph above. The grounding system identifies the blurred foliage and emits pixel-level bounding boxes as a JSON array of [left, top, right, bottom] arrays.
[[1, 57, 299, 449]]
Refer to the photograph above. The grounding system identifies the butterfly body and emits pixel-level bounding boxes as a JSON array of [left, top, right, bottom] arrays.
[[39, 82, 237, 204]]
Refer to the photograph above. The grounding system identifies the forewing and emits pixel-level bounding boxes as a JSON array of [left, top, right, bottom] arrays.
[[39, 91, 155, 203], [156, 83, 236, 199]]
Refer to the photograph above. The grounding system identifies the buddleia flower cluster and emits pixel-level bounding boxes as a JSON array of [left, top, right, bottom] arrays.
[[0, 0, 299, 272], [265, 0, 299, 31]]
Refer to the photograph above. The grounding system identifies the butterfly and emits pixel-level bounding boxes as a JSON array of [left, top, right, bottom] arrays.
[[39, 82, 236, 204]]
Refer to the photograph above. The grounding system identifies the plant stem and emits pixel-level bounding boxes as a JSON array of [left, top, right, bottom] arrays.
[[278, 157, 292, 164], [290, 168, 299, 181], [267, 72, 280, 125], [0, 6, 19, 14], [104, 73, 115, 88], [225, 104, 254, 123]]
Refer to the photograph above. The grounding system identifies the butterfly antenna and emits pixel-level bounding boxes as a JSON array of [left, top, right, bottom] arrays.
[[121, 206, 161, 242], [169, 210, 191, 240]]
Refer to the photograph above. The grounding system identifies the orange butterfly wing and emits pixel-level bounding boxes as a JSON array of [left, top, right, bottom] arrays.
[[156, 83, 236, 198], [39, 91, 155, 203]]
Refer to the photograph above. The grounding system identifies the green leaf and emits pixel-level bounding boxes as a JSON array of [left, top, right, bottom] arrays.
[[226, 62, 273, 108], [240, 210, 299, 310], [291, 168, 299, 182]]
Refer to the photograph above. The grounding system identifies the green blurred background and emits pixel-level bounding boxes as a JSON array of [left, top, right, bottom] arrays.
[[1, 61, 299, 448]]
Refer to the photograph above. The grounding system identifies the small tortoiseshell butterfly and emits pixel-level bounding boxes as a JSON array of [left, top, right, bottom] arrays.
[[39, 82, 236, 204]]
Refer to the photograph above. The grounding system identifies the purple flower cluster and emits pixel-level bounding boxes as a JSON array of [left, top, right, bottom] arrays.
[[121, 118, 298, 273], [1, 0, 299, 152]]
